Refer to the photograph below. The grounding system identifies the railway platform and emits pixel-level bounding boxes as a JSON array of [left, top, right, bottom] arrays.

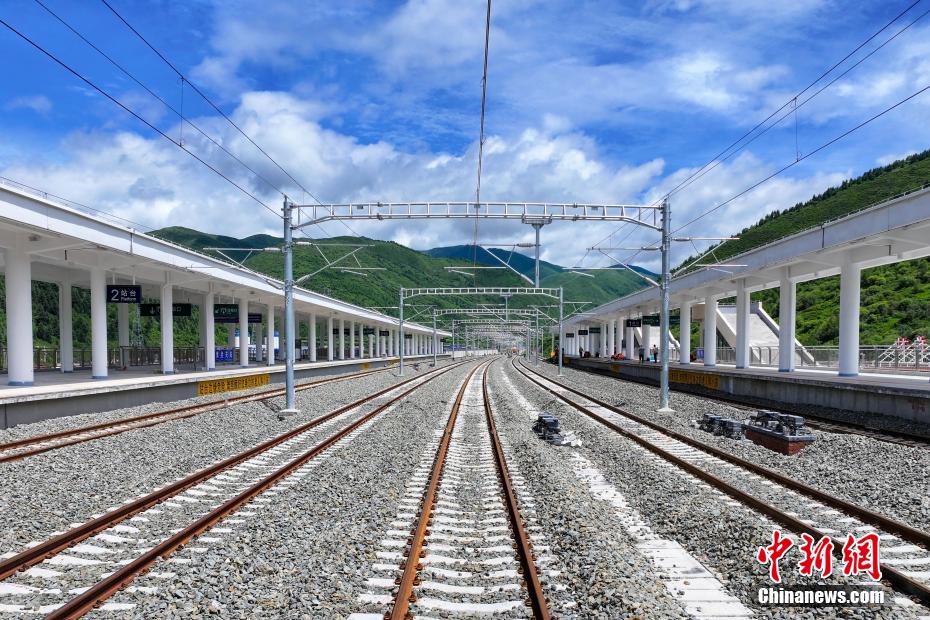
[[0, 355, 443, 428], [565, 356, 930, 425]]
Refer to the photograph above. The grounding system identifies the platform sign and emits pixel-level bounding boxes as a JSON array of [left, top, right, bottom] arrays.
[[248, 313, 262, 323], [106, 285, 141, 304], [139, 303, 192, 318], [643, 315, 660, 326], [588, 327, 601, 334], [625, 319, 642, 328], [404, 334, 413, 339], [215, 349, 234, 363], [332, 328, 340, 335], [214, 304, 239, 323], [363, 327, 375, 335], [578, 329, 589, 336], [565, 333, 575, 338], [379, 330, 390, 337], [198, 373, 270, 396]]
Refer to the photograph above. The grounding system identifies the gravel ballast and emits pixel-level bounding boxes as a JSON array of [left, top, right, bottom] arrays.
[[504, 360, 927, 619], [529, 360, 930, 533]]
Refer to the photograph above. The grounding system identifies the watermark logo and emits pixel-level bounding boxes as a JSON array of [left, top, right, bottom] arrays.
[[756, 530, 885, 608]]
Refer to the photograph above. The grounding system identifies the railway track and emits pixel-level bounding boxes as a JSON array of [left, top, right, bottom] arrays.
[[0, 364, 397, 463], [0, 360, 470, 617], [355, 359, 552, 619], [513, 358, 930, 607], [568, 360, 930, 450]]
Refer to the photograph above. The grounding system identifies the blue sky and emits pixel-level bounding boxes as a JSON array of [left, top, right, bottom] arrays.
[[2, 0, 930, 269]]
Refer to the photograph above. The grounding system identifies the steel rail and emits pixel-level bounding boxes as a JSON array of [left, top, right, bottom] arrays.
[[482, 361, 550, 619], [570, 361, 930, 449], [0, 361, 468, 583], [44, 359, 475, 619], [0, 365, 395, 463], [512, 359, 930, 606], [388, 360, 488, 619]]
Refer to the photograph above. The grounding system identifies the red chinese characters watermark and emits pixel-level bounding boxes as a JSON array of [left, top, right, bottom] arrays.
[[798, 533, 834, 578], [758, 531, 882, 582], [842, 533, 882, 581], [757, 530, 794, 583]]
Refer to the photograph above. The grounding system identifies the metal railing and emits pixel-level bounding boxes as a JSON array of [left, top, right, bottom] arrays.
[[696, 345, 929, 373], [0, 347, 207, 372]]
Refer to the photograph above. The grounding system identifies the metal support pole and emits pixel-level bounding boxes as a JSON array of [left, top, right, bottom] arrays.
[[658, 198, 673, 413], [533, 223, 542, 287], [535, 313, 540, 365], [281, 198, 298, 417], [398, 288, 405, 376], [558, 287, 564, 376], [432, 310, 437, 367]]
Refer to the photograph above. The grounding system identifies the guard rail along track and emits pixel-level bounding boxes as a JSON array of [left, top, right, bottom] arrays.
[[514, 358, 930, 607], [385, 358, 550, 619], [0, 360, 471, 618], [0, 364, 396, 463]]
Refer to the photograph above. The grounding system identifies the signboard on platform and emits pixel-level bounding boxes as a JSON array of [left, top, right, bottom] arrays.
[[363, 328, 375, 335], [197, 373, 270, 396], [588, 327, 601, 334], [565, 332, 575, 338], [625, 319, 642, 328], [669, 369, 720, 390], [215, 349, 234, 363], [643, 315, 660, 326], [214, 304, 239, 323], [578, 329, 589, 336], [404, 334, 413, 339], [379, 330, 390, 337], [139, 303, 192, 318], [106, 285, 141, 304]]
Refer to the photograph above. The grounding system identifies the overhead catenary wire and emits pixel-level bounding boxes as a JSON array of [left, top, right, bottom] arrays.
[[587, 0, 925, 254], [0, 16, 281, 219], [98, 0, 362, 240], [31, 0, 289, 201], [472, 0, 492, 271], [670, 79, 930, 274]]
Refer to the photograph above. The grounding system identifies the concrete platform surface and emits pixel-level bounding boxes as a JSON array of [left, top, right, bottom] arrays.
[[0, 355, 441, 428]]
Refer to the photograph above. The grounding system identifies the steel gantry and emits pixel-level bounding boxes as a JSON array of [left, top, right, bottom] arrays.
[[283, 197, 677, 411], [432, 307, 554, 366], [395, 287, 564, 376]]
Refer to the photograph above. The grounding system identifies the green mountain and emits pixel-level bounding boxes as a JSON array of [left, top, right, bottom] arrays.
[[681, 149, 930, 345], [425, 245, 563, 281]]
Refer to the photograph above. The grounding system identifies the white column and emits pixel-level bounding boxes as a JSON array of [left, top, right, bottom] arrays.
[[59, 278, 74, 373], [389, 329, 395, 356], [704, 296, 717, 367], [90, 267, 108, 379], [624, 318, 633, 358], [778, 275, 796, 372], [226, 302, 236, 350], [327, 316, 334, 361], [349, 321, 355, 359], [309, 313, 317, 362], [266, 306, 275, 366], [254, 320, 264, 362], [205, 292, 215, 370], [160, 277, 174, 375], [238, 297, 248, 367], [5, 247, 34, 385], [679, 301, 692, 365], [838, 262, 861, 377], [642, 320, 652, 360], [338, 318, 345, 360], [607, 320, 615, 355], [735, 279, 750, 369], [368, 326, 375, 357]]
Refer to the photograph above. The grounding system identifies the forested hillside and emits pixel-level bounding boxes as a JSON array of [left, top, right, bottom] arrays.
[[684, 149, 930, 345]]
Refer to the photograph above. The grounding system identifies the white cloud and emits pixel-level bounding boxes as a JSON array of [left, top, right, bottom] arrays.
[[1, 91, 852, 271], [6, 95, 52, 114]]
